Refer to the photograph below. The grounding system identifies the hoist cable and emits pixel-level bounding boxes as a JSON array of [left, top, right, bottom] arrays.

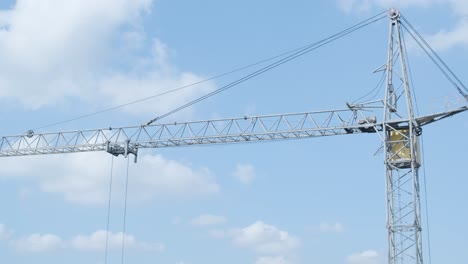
[[401, 22, 465, 97], [104, 156, 114, 264], [121, 157, 130, 264], [352, 70, 386, 103], [145, 12, 387, 125], [28, 46, 320, 132], [402, 16, 468, 93], [28, 11, 386, 133], [401, 16, 468, 98]]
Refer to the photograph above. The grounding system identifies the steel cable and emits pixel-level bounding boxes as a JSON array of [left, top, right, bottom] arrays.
[[121, 157, 130, 264], [26, 12, 385, 131], [29, 46, 326, 132], [145, 12, 387, 125], [104, 156, 114, 264], [352, 71, 386, 103], [401, 16, 468, 100]]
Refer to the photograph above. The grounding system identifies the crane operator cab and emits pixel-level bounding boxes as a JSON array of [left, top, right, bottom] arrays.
[[388, 128, 421, 169]]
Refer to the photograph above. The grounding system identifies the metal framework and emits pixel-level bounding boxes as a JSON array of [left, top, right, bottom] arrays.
[[383, 9, 423, 264], [0, 106, 464, 160], [0, 8, 466, 264]]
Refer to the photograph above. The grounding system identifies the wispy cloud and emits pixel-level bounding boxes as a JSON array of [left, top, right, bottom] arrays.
[[8, 229, 163, 254], [425, 18, 468, 51], [190, 214, 227, 227], [337, 0, 446, 14], [0, 223, 12, 241], [11, 233, 63, 253], [212, 221, 298, 264], [212, 221, 300, 255], [337, 0, 468, 51], [0, 152, 219, 205], [346, 249, 382, 264], [70, 230, 164, 252], [0, 0, 215, 116], [255, 256, 292, 264], [318, 221, 345, 233], [232, 164, 256, 184]]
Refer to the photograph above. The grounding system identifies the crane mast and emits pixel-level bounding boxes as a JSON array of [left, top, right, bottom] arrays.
[[0, 8, 466, 264], [383, 9, 421, 264]]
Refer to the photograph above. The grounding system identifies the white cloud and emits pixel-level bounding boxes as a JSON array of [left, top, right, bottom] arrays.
[[337, 0, 445, 13], [0, 0, 215, 116], [0, 0, 149, 108], [214, 221, 300, 255], [318, 222, 345, 233], [0, 152, 219, 205], [418, 0, 468, 51], [337, 0, 468, 51], [255, 256, 291, 264], [190, 214, 227, 227], [452, 0, 468, 15], [208, 229, 226, 239], [96, 39, 215, 116], [0, 223, 12, 240], [131, 154, 220, 201], [346, 250, 382, 264], [425, 18, 468, 51], [9, 229, 163, 253], [12, 233, 63, 253], [70, 230, 164, 252], [233, 164, 256, 184]]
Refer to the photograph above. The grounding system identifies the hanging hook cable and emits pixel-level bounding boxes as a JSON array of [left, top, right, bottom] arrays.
[[401, 16, 468, 101], [144, 12, 387, 125], [121, 157, 131, 264], [104, 156, 114, 264]]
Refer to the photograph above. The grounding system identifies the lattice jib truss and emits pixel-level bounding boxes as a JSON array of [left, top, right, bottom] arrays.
[[0, 105, 464, 161]]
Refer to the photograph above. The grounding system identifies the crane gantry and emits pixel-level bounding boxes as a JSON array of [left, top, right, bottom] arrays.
[[1, 9, 467, 264]]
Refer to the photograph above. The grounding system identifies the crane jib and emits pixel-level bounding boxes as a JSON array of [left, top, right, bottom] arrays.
[[0, 106, 465, 160]]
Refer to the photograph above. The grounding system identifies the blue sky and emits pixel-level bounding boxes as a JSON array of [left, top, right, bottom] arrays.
[[0, 1, 467, 264]]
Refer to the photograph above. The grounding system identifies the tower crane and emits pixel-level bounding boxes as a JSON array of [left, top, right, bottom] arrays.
[[1, 9, 467, 264]]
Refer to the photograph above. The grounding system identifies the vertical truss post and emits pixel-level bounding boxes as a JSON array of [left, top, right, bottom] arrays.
[[383, 9, 423, 264]]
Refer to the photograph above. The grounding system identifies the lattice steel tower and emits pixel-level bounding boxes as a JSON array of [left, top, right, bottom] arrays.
[[383, 9, 423, 264]]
